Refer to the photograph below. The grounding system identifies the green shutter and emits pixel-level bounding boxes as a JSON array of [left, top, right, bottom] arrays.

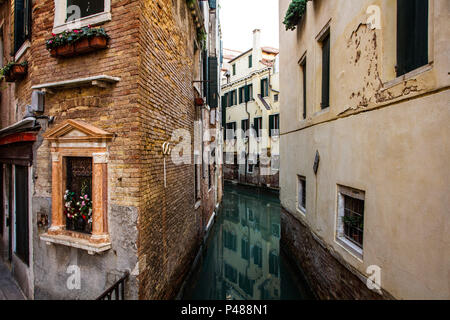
[[249, 55, 252, 68], [208, 0, 216, 9], [202, 50, 208, 100], [269, 115, 274, 137], [14, 0, 25, 53], [321, 34, 330, 109], [244, 85, 249, 102]]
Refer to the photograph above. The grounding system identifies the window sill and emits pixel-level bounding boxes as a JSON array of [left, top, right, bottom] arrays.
[[40, 232, 111, 255], [382, 63, 433, 91], [14, 40, 30, 61], [53, 12, 112, 34]]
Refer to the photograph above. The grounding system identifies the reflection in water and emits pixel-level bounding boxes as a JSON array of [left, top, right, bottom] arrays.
[[183, 183, 314, 300]]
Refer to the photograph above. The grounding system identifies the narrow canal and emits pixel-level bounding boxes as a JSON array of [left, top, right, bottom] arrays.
[[182, 182, 314, 300]]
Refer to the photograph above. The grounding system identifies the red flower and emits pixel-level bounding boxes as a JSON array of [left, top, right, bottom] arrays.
[[52, 33, 56, 37], [82, 215, 86, 220]]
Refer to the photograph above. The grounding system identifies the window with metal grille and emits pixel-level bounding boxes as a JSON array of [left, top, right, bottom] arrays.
[[298, 175, 306, 213], [66, 157, 93, 234], [397, 0, 428, 76], [274, 94, 279, 102], [342, 195, 364, 248], [14, 0, 32, 53], [67, 0, 105, 20]]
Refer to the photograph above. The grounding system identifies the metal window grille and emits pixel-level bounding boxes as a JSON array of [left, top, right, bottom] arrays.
[[343, 195, 364, 248]]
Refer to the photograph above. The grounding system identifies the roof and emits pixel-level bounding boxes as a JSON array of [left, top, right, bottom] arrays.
[[261, 47, 279, 54]]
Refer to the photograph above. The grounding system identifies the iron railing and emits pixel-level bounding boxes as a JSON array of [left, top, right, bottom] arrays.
[[96, 271, 129, 300]]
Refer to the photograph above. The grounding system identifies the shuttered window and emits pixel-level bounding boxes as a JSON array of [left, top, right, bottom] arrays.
[[208, 0, 217, 9], [226, 122, 236, 140], [269, 114, 280, 137], [397, 0, 429, 76], [253, 117, 262, 137], [248, 54, 252, 68], [245, 84, 253, 102], [14, 0, 32, 53], [232, 64, 236, 75], [241, 119, 249, 138], [321, 33, 330, 109], [239, 86, 245, 104], [260, 78, 269, 97]]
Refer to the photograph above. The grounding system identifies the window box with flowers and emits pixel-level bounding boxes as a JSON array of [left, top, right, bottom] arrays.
[[46, 26, 110, 58], [0, 61, 28, 82], [40, 120, 113, 255]]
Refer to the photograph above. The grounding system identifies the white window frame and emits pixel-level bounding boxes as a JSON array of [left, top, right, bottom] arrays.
[[270, 155, 280, 172], [53, 0, 112, 34], [297, 175, 306, 214], [335, 185, 365, 259]]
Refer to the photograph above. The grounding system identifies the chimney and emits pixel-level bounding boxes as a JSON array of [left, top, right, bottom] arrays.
[[252, 29, 261, 50]]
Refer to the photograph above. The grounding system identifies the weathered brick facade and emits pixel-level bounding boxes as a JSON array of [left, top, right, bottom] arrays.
[[0, 0, 222, 299]]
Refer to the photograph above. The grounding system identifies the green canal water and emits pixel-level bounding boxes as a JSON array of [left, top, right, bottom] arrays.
[[182, 182, 314, 300]]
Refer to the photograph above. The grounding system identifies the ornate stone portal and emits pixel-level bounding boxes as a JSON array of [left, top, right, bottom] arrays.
[[40, 120, 113, 254]]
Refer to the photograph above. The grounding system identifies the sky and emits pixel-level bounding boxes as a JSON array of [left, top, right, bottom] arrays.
[[219, 0, 279, 52]]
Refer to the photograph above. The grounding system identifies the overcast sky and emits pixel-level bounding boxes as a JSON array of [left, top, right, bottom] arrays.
[[219, 0, 279, 52]]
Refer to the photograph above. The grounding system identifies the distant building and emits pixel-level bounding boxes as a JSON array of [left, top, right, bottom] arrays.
[[221, 30, 280, 189], [279, 0, 449, 299]]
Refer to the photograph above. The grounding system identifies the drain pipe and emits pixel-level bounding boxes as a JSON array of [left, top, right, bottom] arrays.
[[245, 80, 250, 184]]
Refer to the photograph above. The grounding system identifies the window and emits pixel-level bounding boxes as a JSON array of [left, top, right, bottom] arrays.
[[241, 237, 250, 260], [297, 175, 306, 213], [397, 0, 429, 76], [274, 94, 279, 102], [225, 122, 236, 140], [224, 263, 237, 283], [271, 155, 280, 171], [241, 119, 249, 138], [239, 86, 245, 104], [232, 63, 236, 75], [53, 0, 111, 34], [194, 155, 201, 201], [271, 223, 280, 238], [65, 157, 93, 234], [320, 32, 330, 109], [239, 273, 254, 296], [269, 114, 279, 137], [269, 250, 279, 277], [336, 186, 365, 257], [253, 117, 262, 138], [300, 58, 307, 119], [248, 54, 252, 68], [246, 84, 253, 101], [14, 0, 32, 53], [253, 245, 262, 267], [247, 163, 254, 174], [223, 230, 237, 251], [260, 78, 269, 97], [230, 89, 237, 106]]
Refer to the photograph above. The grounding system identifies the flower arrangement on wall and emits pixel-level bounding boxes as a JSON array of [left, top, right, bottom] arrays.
[[46, 25, 110, 58], [64, 182, 93, 233], [283, 0, 308, 31]]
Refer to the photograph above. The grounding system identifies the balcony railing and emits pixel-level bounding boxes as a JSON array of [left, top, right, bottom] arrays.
[[96, 271, 129, 300]]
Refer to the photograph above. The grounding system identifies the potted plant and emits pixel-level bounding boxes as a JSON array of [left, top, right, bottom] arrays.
[[46, 26, 110, 58], [194, 97, 204, 106], [0, 61, 28, 82]]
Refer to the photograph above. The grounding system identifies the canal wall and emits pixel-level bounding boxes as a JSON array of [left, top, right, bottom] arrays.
[[281, 207, 395, 300]]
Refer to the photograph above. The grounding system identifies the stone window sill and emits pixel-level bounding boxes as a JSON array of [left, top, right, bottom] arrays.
[[40, 232, 111, 255], [335, 237, 363, 261], [15, 40, 30, 61]]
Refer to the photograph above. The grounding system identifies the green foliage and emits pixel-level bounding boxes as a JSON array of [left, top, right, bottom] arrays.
[[0, 61, 28, 77], [46, 26, 110, 51], [283, 0, 307, 31], [343, 215, 364, 229], [197, 27, 207, 49]]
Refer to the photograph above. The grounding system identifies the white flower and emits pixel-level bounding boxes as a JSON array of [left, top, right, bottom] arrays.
[[65, 190, 69, 194]]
